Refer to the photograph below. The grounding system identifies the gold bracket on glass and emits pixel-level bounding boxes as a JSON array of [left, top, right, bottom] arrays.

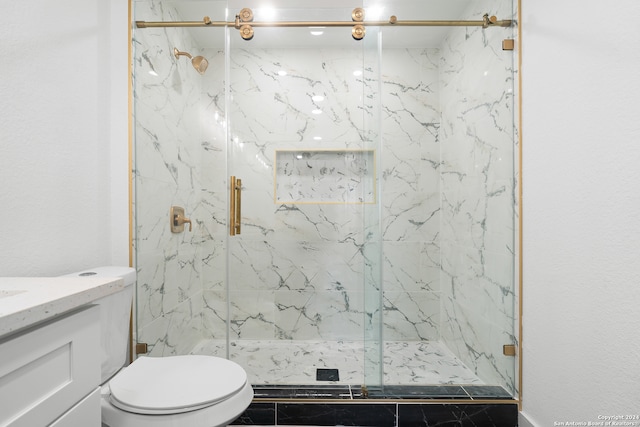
[[503, 344, 517, 356], [502, 39, 515, 51], [230, 176, 242, 235], [135, 343, 148, 355]]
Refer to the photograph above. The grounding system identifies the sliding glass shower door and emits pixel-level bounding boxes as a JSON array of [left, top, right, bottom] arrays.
[[132, 0, 519, 397], [225, 12, 383, 386]]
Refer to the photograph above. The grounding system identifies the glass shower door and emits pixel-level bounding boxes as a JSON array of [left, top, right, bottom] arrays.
[[225, 9, 383, 386]]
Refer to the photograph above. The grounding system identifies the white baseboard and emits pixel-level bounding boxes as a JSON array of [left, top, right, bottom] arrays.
[[519, 411, 538, 427]]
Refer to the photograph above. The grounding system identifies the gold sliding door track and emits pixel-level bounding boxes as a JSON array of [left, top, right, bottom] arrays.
[[136, 8, 512, 41]]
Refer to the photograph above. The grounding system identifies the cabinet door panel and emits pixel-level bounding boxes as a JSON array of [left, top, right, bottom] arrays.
[[0, 306, 100, 427]]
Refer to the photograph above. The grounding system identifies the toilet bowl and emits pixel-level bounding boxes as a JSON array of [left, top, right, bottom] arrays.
[[63, 267, 253, 427], [101, 355, 254, 427]]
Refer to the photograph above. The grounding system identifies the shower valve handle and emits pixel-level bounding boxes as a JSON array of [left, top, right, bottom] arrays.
[[174, 214, 192, 232]]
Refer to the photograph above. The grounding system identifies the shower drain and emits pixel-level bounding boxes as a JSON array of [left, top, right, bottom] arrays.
[[316, 368, 340, 381]]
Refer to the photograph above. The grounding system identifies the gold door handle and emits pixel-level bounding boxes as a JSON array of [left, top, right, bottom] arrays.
[[230, 176, 242, 235]]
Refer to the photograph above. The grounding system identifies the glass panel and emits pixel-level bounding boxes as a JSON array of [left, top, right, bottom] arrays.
[[226, 8, 383, 385], [361, 25, 384, 389], [131, 0, 228, 357], [369, 0, 517, 395]]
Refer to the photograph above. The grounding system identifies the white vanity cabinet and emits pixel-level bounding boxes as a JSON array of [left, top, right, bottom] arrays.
[[0, 305, 101, 426]]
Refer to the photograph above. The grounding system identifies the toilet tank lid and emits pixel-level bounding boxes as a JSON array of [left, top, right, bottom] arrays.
[[61, 266, 136, 286], [108, 355, 249, 415]]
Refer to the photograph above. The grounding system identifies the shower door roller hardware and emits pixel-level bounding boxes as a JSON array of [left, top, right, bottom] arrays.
[[238, 8, 254, 22], [352, 8, 365, 22], [170, 206, 192, 233], [229, 176, 242, 236], [239, 24, 254, 40], [482, 13, 496, 28], [352, 24, 366, 40], [235, 7, 254, 40]]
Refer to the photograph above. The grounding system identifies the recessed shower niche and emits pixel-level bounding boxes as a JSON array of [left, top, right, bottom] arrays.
[[275, 150, 376, 204], [131, 0, 519, 403]]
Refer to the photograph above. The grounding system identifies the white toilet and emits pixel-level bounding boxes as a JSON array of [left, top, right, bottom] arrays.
[[65, 267, 253, 427]]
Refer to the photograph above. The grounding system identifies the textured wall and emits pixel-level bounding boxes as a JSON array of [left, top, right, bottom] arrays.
[[521, 1, 640, 425], [0, 0, 129, 276]]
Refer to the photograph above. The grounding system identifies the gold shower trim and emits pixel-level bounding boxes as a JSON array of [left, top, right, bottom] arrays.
[[135, 13, 513, 33], [135, 17, 513, 28], [252, 398, 518, 405], [517, 0, 524, 411]]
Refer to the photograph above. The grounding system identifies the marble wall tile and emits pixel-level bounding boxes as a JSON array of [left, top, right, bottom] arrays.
[[229, 240, 364, 292], [274, 289, 366, 340], [438, 0, 517, 393], [133, 1, 222, 355], [133, 0, 517, 392], [228, 48, 376, 145], [275, 150, 375, 204], [225, 44, 382, 345], [379, 47, 443, 343], [383, 290, 439, 341], [202, 289, 227, 341], [384, 241, 439, 293], [201, 238, 226, 292], [138, 293, 203, 356]]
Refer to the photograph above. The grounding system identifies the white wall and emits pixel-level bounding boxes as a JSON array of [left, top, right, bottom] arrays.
[[0, 0, 129, 276], [521, 1, 640, 425]]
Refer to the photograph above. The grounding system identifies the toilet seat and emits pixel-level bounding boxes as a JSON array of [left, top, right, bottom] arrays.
[[108, 355, 248, 415], [101, 379, 254, 427]]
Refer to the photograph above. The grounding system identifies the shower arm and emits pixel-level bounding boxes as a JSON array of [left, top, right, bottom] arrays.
[[173, 48, 193, 59]]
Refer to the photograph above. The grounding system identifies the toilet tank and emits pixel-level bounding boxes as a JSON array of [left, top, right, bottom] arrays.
[[62, 266, 136, 384]]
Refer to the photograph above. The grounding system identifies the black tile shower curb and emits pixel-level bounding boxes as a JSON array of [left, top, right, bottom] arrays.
[[232, 385, 518, 426]]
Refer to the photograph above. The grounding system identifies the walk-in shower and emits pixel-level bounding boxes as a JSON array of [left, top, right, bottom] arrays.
[[131, 0, 519, 400]]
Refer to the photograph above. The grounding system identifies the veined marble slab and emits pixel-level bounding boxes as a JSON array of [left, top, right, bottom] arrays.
[[190, 339, 482, 386], [0, 277, 124, 338]]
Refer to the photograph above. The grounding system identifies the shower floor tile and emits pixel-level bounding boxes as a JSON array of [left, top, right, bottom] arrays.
[[190, 339, 482, 386]]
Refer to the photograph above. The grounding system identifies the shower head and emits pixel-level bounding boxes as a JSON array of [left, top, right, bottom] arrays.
[[173, 47, 209, 75]]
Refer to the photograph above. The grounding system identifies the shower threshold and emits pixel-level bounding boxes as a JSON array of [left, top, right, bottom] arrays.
[[192, 340, 516, 425], [203, 339, 518, 426]]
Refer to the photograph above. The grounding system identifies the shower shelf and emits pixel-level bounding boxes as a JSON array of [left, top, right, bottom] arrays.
[[274, 149, 376, 204]]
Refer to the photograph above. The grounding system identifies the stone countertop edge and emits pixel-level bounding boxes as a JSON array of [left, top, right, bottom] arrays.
[[0, 277, 125, 338]]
